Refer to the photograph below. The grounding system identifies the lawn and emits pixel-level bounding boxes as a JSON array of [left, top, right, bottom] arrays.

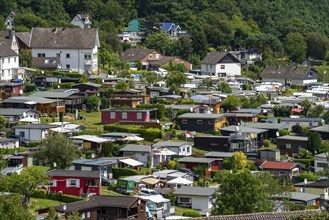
[[192, 147, 208, 156], [101, 186, 123, 196], [40, 111, 103, 132], [29, 166, 50, 173], [29, 198, 64, 215], [175, 206, 192, 216]]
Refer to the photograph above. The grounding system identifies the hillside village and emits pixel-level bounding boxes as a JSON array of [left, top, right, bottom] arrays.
[[1, 3, 329, 220]]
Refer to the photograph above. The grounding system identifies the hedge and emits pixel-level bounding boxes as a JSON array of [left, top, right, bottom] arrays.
[[293, 158, 314, 168], [182, 209, 201, 217], [104, 124, 162, 141], [32, 189, 84, 203], [112, 167, 139, 179]]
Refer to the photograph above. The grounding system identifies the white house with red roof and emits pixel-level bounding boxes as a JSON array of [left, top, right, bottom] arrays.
[[259, 161, 299, 179]]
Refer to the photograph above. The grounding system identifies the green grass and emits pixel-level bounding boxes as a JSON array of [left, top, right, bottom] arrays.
[[29, 198, 64, 215], [29, 166, 50, 173], [101, 186, 123, 196], [192, 147, 208, 156], [175, 206, 193, 216]]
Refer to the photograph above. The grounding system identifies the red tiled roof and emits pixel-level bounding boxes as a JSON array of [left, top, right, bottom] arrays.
[[259, 161, 297, 170]]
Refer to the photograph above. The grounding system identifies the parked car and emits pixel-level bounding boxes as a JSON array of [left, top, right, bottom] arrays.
[[177, 167, 200, 181], [101, 176, 116, 186], [139, 189, 163, 198]]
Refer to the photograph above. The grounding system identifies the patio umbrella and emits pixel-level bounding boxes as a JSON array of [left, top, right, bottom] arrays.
[[123, 135, 144, 141]]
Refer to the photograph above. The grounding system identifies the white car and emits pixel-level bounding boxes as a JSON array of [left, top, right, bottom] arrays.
[[139, 189, 163, 198]]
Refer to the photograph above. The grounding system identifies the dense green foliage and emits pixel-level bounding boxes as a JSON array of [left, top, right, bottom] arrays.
[[104, 124, 162, 141], [112, 167, 139, 179], [2, 0, 329, 65], [32, 189, 84, 203], [0, 194, 34, 220]]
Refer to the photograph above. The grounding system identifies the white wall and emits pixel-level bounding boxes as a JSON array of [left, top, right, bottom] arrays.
[[0, 55, 19, 81], [191, 196, 212, 213], [15, 128, 47, 142], [32, 46, 98, 74], [201, 63, 241, 77], [314, 156, 327, 172], [123, 152, 149, 166], [0, 140, 19, 148], [70, 16, 84, 28]]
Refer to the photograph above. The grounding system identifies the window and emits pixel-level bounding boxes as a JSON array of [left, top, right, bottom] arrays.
[[220, 65, 225, 69], [182, 120, 187, 124], [37, 53, 45, 57], [87, 212, 90, 218], [186, 147, 190, 153], [81, 213, 85, 219], [300, 188, 305, 193], [179, 197, 191, 203], [8, 58, 10, 63], [122, 112, 127, 119], [84, 54, 91, 60], [14, 57, 16, 62], [279, 171, 286, 177], [49, 180, 57, 187], [197, 120, 203, 124], [19, 131, 25, 137], [66, 53, 70, 58], [110, 112, 116, 119], [70, 179, 77, 186], [88, 179, 98, 186], [66, 64, 70, 69], [137, 112, 142, 120], [208, 120, 214, 124], [286, 144, 291, 149], [309, 72, 313, 77]]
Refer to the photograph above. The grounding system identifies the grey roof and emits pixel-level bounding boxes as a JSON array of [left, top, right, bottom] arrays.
[[119, 144, 151, 152], [0, 42, 18, 57], [153, 141, 190, 148], [45, 169, 100, 178], [230, 108, 263, 114], [30, 27, 98, 49], [32, 57, 59, 69], [205, 152, 233, 158], [121, 48, 157, 61], [294, 180, 329, 188], [2, 96, 58, 104], [244, 122, 289, 130], [261, 65, 315, 80], [220, 125, 268, 134], [99, 132, 140, 137], [177, 113, 226, 119], [14, 124, 58, 129], [15, 32, 31, 47], [310, 125, 329, 133], [173, 186, 216, 196], [274, 192, 320, 202], [72, 82, 102, 88], [29, 91, 77, 99], [178, 157, 216, 164], [277, 135, 308, 141], [164, 104, 199, 110], [281, 117, 323, 123], [201, 51, 240, 65], [72, 158, 117, 166], [0, 108, 39, 116]]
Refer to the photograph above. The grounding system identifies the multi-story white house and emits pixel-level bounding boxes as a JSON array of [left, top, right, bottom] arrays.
[[201, 51, 241, 77], [30, 28, 100, 74], [0, 42, 19, 81], [70, 14, 92, 29]]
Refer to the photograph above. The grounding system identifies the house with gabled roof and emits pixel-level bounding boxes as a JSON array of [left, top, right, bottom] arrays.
[[70, 13, 92, 29], [261, 65, 318, 86], [201, 51, 241, 77], [118, 19, 145, 46], [160, 22, 187, 39], [259, 161, 300, 179], [0, 42, 19, 81], [119, 144, 151, 167], [30, 27, 100, 74]]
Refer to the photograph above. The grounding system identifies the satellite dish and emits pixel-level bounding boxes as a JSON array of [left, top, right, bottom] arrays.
[[22, 112, 27, 118], [304, 178, 308, 185], [53, 162, 57, 168], [190, 107, 193, 112], [63, 205, 67, 211], [276, 132, 279, 137], [236, 126, 240, 131]]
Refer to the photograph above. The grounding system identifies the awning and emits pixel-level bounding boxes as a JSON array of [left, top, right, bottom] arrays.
[[141, 177, 160, 185], [119, 158, 143, 167], [20, 117, 40, 123], [123, 135, 144, 141], [167, 177, 193, 185], [154, 148, 177, 156]]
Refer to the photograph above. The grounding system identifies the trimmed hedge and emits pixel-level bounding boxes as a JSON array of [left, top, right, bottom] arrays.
[[104, 124, 162, 141], [112, 167, 139, 179], [182, 209, 201, 217], [32, 189, 84, 203]]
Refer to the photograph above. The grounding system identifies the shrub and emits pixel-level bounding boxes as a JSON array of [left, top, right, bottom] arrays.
[[263, 139, 271, 148], [300, 171, 319, 181], [293, 158, 313, 168], [112, 167, 139, 179], [182, 209, 201, 217], [168, 160, 176, 169], [31, 190, 83, 203]]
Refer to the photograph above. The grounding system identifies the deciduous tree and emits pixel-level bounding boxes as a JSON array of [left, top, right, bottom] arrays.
[[34, 134, 79, 169], [284, 32, 307, 64]]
